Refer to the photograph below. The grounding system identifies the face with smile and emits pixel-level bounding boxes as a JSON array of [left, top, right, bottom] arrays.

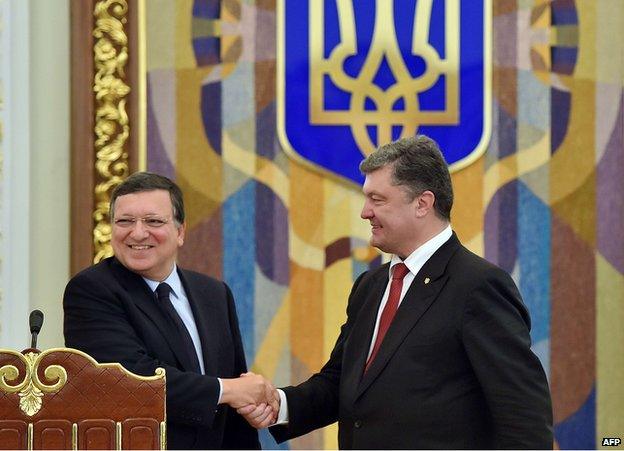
[[360, 164, 424, 258], [111, 189, 185, 281]]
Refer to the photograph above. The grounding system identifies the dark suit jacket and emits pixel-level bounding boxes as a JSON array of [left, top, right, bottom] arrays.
[[63, 257, 260, 450], [271, 233, 553, 449]]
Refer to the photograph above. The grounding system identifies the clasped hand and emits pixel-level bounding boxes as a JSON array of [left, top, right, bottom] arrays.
[[220, 372, 279, 428]]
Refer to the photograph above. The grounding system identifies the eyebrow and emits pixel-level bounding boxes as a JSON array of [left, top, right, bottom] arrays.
[[364, 190, 386, 199], [117, 213, 167, 217]]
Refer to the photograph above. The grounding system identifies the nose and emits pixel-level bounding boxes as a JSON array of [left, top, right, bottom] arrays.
[[129, 220, 149, 239], [361, 200, 373, 220]]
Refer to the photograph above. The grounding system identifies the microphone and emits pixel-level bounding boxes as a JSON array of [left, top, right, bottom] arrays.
[[29, 310, 44, 349]]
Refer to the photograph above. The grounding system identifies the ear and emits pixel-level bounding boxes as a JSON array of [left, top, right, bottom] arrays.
[[177, 222, 186, 247], [415, 191, 435, 217]]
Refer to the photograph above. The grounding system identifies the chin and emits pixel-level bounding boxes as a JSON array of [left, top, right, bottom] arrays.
[[372, 239, 396, 255], [123, 258, 153, 273], [129, 266, 152, 277], [370, 239, 386, 253]]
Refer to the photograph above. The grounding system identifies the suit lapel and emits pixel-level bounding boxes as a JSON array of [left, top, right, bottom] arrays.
[[355, 234, 461, 399], [111, 259, 197, 372], [178, 269, 219, 376], [341, 269, 389, 394]]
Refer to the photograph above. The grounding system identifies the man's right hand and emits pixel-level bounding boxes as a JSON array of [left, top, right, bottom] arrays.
[[219, 372, 279, 411], [237, 402, 278, 429]]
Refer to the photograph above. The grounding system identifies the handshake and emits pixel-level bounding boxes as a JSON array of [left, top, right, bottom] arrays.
[[220, 372, 280, 429]]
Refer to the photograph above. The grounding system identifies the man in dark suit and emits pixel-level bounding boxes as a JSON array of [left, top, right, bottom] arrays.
[[64, 172, 276, 449], [239, 136, 553, 449]]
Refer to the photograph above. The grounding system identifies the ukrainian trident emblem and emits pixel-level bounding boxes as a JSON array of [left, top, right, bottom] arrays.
[[278, 0, 491, 184]]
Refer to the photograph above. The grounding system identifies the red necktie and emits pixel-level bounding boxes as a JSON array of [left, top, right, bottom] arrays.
[[365, 263, 410, 372]]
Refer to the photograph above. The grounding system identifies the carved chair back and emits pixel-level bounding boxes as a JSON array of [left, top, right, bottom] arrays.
[[0, 348, 166, 450]]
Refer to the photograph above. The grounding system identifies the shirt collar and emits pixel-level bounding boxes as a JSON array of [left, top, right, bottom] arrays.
[[390, 224, 453, 276], [143, 264, 183, 300]]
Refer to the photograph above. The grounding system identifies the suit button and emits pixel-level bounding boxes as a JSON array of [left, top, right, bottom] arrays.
[[354, 420, 362, 428]]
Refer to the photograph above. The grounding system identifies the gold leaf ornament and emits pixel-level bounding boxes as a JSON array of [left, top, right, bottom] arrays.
[[18, 385, 43, 417], [92, 0, 131, 263], [0, 351, 67, 416]]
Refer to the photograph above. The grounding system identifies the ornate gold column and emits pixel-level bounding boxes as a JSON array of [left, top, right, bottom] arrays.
[[70, 0, 144, 274]]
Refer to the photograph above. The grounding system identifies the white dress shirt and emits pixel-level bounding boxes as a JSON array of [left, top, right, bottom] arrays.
[[276, 225, 453, 425], [143, 263, 230, 404], [143, 263, 223, 404], [366, 225, 452, 360], [144, 266, 227, 401], [143, 265, 206, 375]]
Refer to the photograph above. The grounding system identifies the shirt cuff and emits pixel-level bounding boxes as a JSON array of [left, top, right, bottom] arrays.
[[274, 389, 289, 425], [217, 377, 223, 404]]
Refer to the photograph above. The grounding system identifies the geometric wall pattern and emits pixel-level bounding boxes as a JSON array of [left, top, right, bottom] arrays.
[[145, 0, 624, 448]]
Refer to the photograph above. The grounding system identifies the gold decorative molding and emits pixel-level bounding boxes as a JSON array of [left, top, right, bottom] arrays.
[[0, 350, 68, 416], [116, 421, 122, 450], [92, 0, 131, 263], [72, 423, 78, 450], [160, 421, 167, 450], [28, 422, 33, 451]]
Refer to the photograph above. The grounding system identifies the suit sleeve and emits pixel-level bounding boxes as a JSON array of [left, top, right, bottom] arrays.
[[461, 268, 553, 449], [270, 271, 369, 443], [63, 271, 222, 428], [221, 283, 261, 450]]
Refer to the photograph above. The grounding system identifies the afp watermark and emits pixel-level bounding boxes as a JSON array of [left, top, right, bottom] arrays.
[[602, 437, 622, 446]]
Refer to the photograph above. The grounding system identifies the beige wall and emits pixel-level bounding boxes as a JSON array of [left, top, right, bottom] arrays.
[[0, 0, 72, 350], [29, 0, 70, 349]]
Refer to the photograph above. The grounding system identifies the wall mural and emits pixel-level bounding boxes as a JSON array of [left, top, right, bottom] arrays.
[[144, 0, 623, 448]]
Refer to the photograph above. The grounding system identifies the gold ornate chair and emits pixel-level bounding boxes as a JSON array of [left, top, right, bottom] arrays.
[[0, 348, 166, 450]]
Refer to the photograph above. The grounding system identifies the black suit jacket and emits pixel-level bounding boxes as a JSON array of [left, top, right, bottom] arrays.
[[271, 233, 553, 449], [63, 257, 260, 450]]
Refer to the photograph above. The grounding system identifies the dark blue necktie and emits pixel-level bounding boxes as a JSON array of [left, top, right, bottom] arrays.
[[155, 283, 201, 373]]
